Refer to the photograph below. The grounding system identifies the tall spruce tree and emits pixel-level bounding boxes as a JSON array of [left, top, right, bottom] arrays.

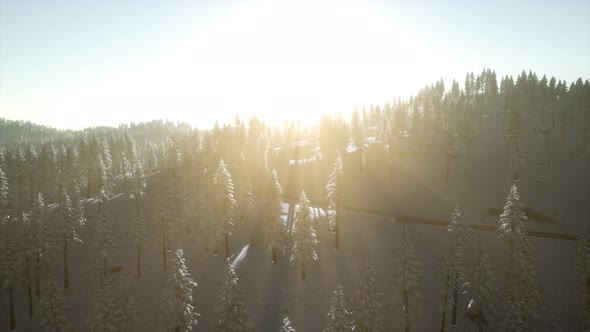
[[351, 109, 366, 171], [234, 153, 254, 223], [392, 226, 423, 332], [36, 273, 69, 332], [351, 262, 383, 332], [213, 159, 237, 258], [86, 277, 119, 332], [279, 316, 296, 332], [261, 169, 287, 263], [326, 154, 344, 250], [130, 159, 146, 278], [290, 191, 318, 280], [57, 188, 85, 288], [215, 262, 254, 332], [497, 184, 541, 331], [464, 239, 498, 332], [160, 249, 199, 332], [324, 284, 352, 332]]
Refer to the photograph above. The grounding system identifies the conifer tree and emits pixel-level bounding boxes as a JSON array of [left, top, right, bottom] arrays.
[[0, 164, 19, 331], [234, 153, 254, 223], [324, 284, 352, 332], [351, 262, 383, 332], [36, 273, 69, 332], [351, 109, 366, 171], [130, 159, 146, 278], [161, 249, 199, 332], [497, 184, 541, 331], [213, 159, 237, 258], [58, 188, 85, 288], [326, 154, 344, 250], [279, 316, 296, 332], [216, 262, 254, 332], [392, 226, 422, 332], [439, 204, 471, 329], [507, 111, 527, 180], [574, 225, 590, 330], [290, 191, 318, 280], [116, 282, 137, 332], [86, 277, 119, 332], [261, 169, 287, 263], [464, 239, 498, 332]]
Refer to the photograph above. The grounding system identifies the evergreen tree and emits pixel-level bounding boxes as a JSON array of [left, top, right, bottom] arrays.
[[574, 225, 590, 330], [391, 226, 422, 332], [116, 282, 137, 332], [497, 184, 541, 331], [86, 277, 119, 332], [215, 262, 254, 332], [351, 109, 366, 172], [36, 273, 69, 332], [261, 169, 287, 263], [57, 187, 85, 288], [326, 154, 344, 250], [290, 190, 318, 280], [279, 316, 296, 332], [507, 111, 527, 180], [130, 159, 146, 278], [351, 262, 383, 332], [161, 249, 199, 332], [0, 164, 19, 331], [324, 284, 351, 332], [464, 239, 498, 332], [234, 153, 254, 223], [213, 159, 237, 258], [439, 203, 471, 329]]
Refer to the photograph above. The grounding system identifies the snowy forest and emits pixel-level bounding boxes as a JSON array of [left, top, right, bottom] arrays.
[[1, 69, 590, 331]]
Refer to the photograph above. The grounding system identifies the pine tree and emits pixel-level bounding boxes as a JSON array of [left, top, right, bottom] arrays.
[[234, 153, 254, 223], [290, 190, 318, 280], [36, 273, 69, 332], [464, 239, 498, 332], [0, 164, 19, 330], [351, 262, 383, 332], [216, 262, 254, 332], [58, 187, 85, 288], [507, 111, 527, 180], [261, 169, 287, 263], [279, 316, 296, 332], [213, 159, 237, 258], [439, 203, 471, 329], [161, 249, 199, 332], [116, 282, 137, 332], [497, 184, 541, 331], [324, 284, 351, 332], [86, 277, 119, 332], [130, 159, 146, 278], [392, 226, 423, 332], [326, 154, 344, 250], [351, 109, 366, 171], [574, 225, 590, 330]]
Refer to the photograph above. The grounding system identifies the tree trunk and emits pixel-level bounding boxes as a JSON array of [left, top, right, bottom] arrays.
[[25, 256, 33, 318], [451, 279, 458, 325], [440, 275, 449, 332], [35, 254, 41, 297], [102, 256, 108, 279], [585, 277, 590, 330], [514, 170, 519, 181], [301, 266, 306, 281], [335, 217, 340, 250], [225, 234, 229, 259], [9, 285, 16, 331], [64, 240, 69, 288], [445, 157, 450, 184], [174, 326, 180, 332], [403, 289, 410, 332], [271, 246, 277, 264], [136, 244, 142, 278], [162, 231, 167, 270]]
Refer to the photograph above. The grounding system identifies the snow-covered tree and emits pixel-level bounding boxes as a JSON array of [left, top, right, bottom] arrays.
[[261, 169, 287, 263], [129, 159, 146, 278], [290, 190, 318, 280], [31, 192, 55, 296], [497, 183, 541, 331], [216, 262, 254, 332], [439, 203, 471, 328], [391, 226, 423, 332], [279, 316, 296, 332], [324, 284, 352, 332], [213, 159, 237, 258], [507, 111, 527, 180], [463, 239, 498, 332], [161, 249, 199, 332], [198, 167, 215, 253], [57, 187, 85, 288], [351, 109, 366, 172], [233, 153, 254, 223], [86, 278, 119, 332], [574, 225, 590, 330], [36, 273, 69, 332], [157, 181, 179, 270], [351, 262, 383, 332], [116, 282, 137, 332], [326, 154, 344, 250]]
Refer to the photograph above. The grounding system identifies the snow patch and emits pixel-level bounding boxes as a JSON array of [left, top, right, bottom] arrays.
[[230, 244, 250, 270]]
